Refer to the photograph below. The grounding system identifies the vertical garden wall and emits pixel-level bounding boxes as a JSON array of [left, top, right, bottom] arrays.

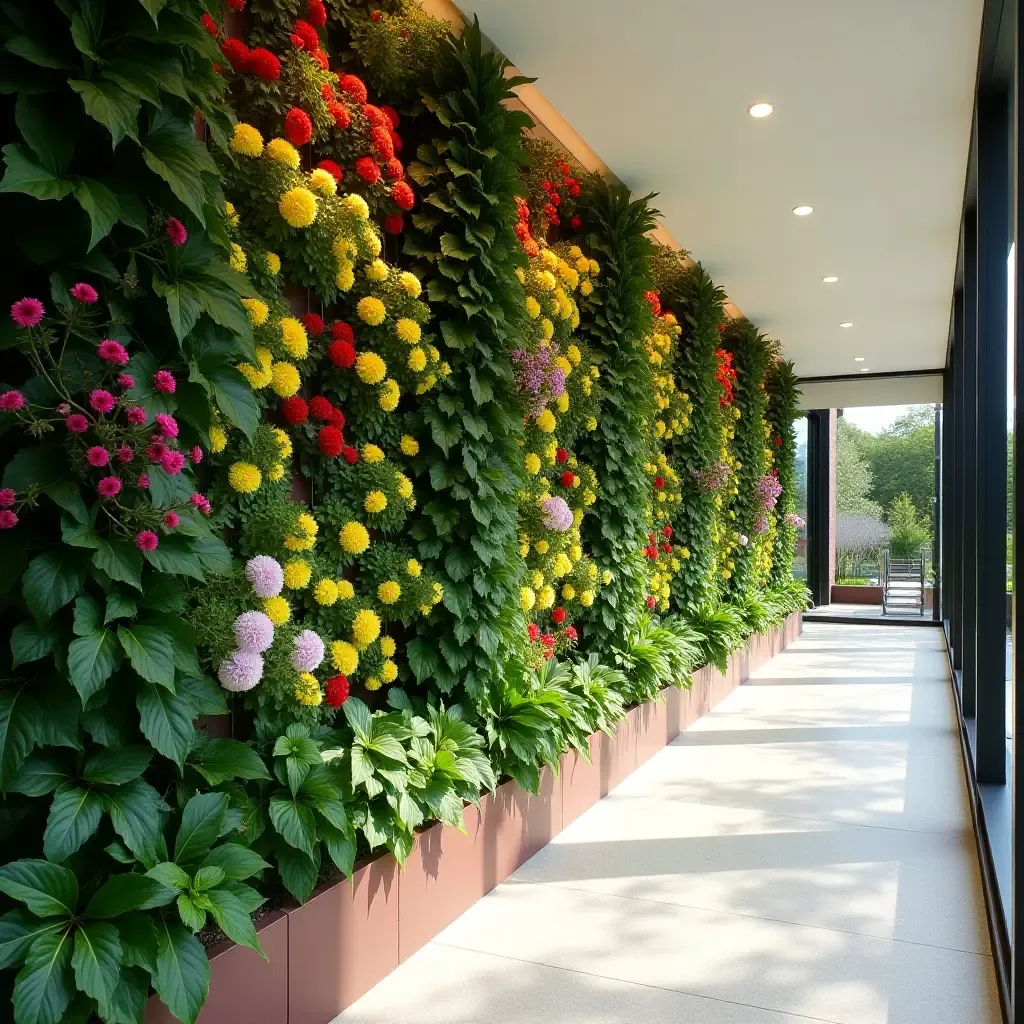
[[0, 2, 807, 1022]]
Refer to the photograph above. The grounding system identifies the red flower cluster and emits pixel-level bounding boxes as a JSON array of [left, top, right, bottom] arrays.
[[355, 156, 380, 184], [384, 215, 404, 235], [220, 38, 280, 79], [318, 426, 344, 456], [338, 73, 368, 104], [285, 107, 314, 146], [309, 396, 334, 421], [539, 159, 579, 226], [290, 18, 319, 51], [317, 159, 343, 183], [714, 348, 737, 407], [560, 470, 575, 488], [281, 397, 309, 425], [391, 180, 414, 210], [301, 313, 325, 336], [371, 125, 394, 161], [551, 607, 567, 625], [643, 290, 662, 317], [201, 12, 218, 36], [513, 197, 540, 257], [325, 674, 349, 707], [555, 448, 569, 463], [307, 0, 327, 28], [327, 321, 357, 368]]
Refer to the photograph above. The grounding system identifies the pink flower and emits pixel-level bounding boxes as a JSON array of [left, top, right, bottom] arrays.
[[164, 511, 180, 529], [86, 446, 110, 467], [117, 373, 135, 390], [97, 476, 122, 498], [138, 473, 150, 489], [116, 445, 134, 464], [165, 218, 187, 247], [135, 530, 159, 552], [153, 370, 176, 394], [10, 298, 44, 327], [154, 413, 179, 438], [190, 446, 203, 464], [0, 489, 14, 507], [0, 510, 17, 529], [97, 339, 129, 365], [161, 450, 186, 475], [126, 406, 146, 426], [57, 403, 71, 416], [0, 390, 25, 412], [89, 389, 116, 414], [70, 283, 98, 304], [66, 414, 89, 433], [146, 441, 166, 463], [190, 492, 212, 515]]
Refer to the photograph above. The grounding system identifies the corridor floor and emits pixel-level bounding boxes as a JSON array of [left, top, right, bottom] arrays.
[[336, 623, 1001, 1024]]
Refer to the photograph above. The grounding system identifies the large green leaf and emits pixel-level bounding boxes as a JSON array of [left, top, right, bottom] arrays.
[[72, 595, 102, 637], [118, 624, 175, 688], [136, 683, 193, 768], [1, 444, 65, 491], [0, 910, 63, 972], [199, 843, 269, 881], [175, 675, 227, 716], [174, 792, 228, 864], [152, 277, 201, 343], [143, 535, 205, 580], [0, 144, 73, 200], [15, 95, 73, 176], [152, 920, 209, 1024], [23, 549, 88, 623], [10, 620, 59, 668], [12, 930, 74, 1024], [268, 797, 317, 858], [0, 689, 41, 791], [0, 860, 78, 918], [43, 786, 103, 862], [92, 538, 143, 590], [141, 110, 216, 223], [114, 912, 158, 972], [320, 823, 356, 879], [71, 922, 122, 1014], [7, 753, 70, 798], [109, 964, 148, 1024], [82, 746, 152, 786], [85, 874, 175, 919], [67, 630, 120, 704], [202, 889, 264, 957], [101, 779, 167, 867], [189, 739, 269, 785], [68, 79, 140, 149], [208, 365, 259, 439], [74, 178, 120, 251], [275, 844, 318, 904]]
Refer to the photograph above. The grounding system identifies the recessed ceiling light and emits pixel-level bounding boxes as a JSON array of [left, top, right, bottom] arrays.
[[840, 322, 853, 328], [859, 368, 870, 373], [854, 356, 865, 362], [748, 102, 774, 118], [793, 205, 814, 216], [822, 276, 839, 283]]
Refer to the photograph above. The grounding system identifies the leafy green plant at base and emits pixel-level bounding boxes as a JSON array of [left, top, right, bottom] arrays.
[[687, 602, 744, 674], [611, 613, 700, 705], [765, 359, 801, 586]]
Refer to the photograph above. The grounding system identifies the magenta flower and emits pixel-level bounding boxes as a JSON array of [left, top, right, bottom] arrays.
[[10, 298, 44, 327], [135, 530, 159, 552], [138, 473, 150, 489], [190, 446, 203, 464], [97, 339, 129, 365], [161, 450, 186, 475], [291, 629, 326, 672], [0, 510, 18, 529], [126, 406, 146, 426], [154, 413, 179, 438], [233, 611, 275, 653], [153, 370, 176, 394], [66, 414, 89, 433], [245, 555, 284, 598], [163, 511, 180, 530], [97, 476, 122, 499], [86, 446, 110, 467], [165, 217, 188, 247], [146, 441, 166, 463], [117, 373, 135, 390], [116, 445, 134, 464], [218, 649, 264, 692], [89, 389, 116, 414], [190, 492, 212, 516], [0, 390, 25, 412], [70, 283, 99, 304], [0, 489, 14, 508]]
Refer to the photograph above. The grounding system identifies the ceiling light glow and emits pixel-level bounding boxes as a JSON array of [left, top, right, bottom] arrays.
[[793, 205, 814, 216], [822, 276, 839, 283], [854, 357, 865, 362], [860, 368, 870, 373], [748, 102, 774, 118], [840, 322, 853, 328]]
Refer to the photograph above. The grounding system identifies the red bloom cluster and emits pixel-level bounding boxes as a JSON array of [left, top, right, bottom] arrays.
[[714, 348, 737, 407], [539, 159, 579, 226], [643, 290, 662, 316], [355, 156, 380, 184], [307, 0, 327, 28], [317, 159, 343, 182], [560, 471, 575, 488], [555, 448, 569, 463], [326, 674, 350, 707], [281, 397, 309, 425], [301, 313, 325, 336], [391, 180, 414, 210], [285, 107, 314, 146], [384, 214, 404, 235], [220, 38, 280, 80], [318, 426, 344, 457], [327, 321, 357, 368], [338, 73, 368, 104], [551, 607, 567, 625], [513, 197, 540, 257], [291, 18, 320, 51], [309, 396, 334, 421]]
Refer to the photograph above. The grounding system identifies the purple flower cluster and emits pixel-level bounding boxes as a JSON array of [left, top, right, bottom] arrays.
[[753, 513, 770, 535], [512, 344, 567, 417], [245, 555, 284, 598], [291, 629, 326, 672], [541, 496, 574, 531], [784, 512, 806, 529], [233, 611, 275, 653], [218, 649, 264, 692], [755, 473, 783, 511], [693, 460, 730, 493]]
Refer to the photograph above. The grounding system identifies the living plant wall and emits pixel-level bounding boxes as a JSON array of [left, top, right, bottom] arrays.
[[0, 1, 807, 1021]]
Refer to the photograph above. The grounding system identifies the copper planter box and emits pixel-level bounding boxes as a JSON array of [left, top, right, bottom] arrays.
[[146, 613, 801, 1024]]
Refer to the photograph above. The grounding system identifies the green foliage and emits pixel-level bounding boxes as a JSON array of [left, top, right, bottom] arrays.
[[836, 419, 883, 518], [402, 18, 534, 697], [611, 614, 700, 704], [888, 492, 930, 558], [575, 184, 658, 648], [765, 360, 801, 587], [687, 602, 744, 674], [859, 408, 936, 520]]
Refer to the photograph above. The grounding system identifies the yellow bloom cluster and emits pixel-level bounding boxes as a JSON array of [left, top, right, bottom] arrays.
[[331, 641, 359, 674], [284, 512, 318, 552], [339, 521, 370, 555], [294, 673, 322, 706], [352, 608, 381, 649], [228, 462, 261, 494]]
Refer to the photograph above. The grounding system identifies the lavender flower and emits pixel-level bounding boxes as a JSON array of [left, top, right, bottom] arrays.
[[693, 461, 730, 493], [291, 629, 325, 672], [218, 649, 264, 691], [233, 611, 275, 653], [541, 496, 574, 531], [755, 473, 783, 511], [245, 555, 284, 599], [784, 512, 806, 529]]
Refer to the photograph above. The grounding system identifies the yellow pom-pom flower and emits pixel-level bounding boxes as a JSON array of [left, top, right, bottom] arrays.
[[399, 271, 421, 297], [272, 428, 293, 459], [266, 137, 300, 169], [538, 585, 556, 609], [380, 636, 397, 658], [341, 194, 370, 219], [231, 123, 264, 157], [377, 581, 401, 604], [283, 560, 312, 589], [228, 462, 261, 493], [209, 425, 227, 453], [520, 587, 536, 611], [357, 296, 386, 326], [400, 435, 419, 456], [556, 393, 570, 413], [279, 187, 318, 228], [331, 641, 359, 674], [580, 589, 595, 607], [314, 579, 339, 606], [365, 259, 389, 282], [365, 676, 382, 691], [271, 361, 301, 397], [580, 279, 593, 297], [378, 379, 400, 412], [230, 244, 247, 273], [536, 409, 556, 433], [362, 444, 385, 464], [336, 262, 355, 292], [395, 318, 421, 344], [242, 298, 269, 326], [337, 579, 355, 599], [308, 168, 337, 195], [263, 596, 290, 625], [266, 252, 281, 275], [407, 347, 427, 372], [297, 513, 317, 539], [339, 521, 370, 554], [294, 673, 322, 706], [525, 296, 541, 319], [524, 453, 541, 475], [540, 318, 553, 340], [364, 490, 387, 514], [395, 474, 413, 499], [356, 352, 387, 384], [534, 539, 549, 555], [352, 609, 381, 649], [562, 584, 576, 601], [406, 559, 421, 577], [279, 318, 309, 358], [381, 659, 398, 683]]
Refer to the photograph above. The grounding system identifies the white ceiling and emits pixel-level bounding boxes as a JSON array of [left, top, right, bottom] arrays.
[[461, 0, 984, 378]]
